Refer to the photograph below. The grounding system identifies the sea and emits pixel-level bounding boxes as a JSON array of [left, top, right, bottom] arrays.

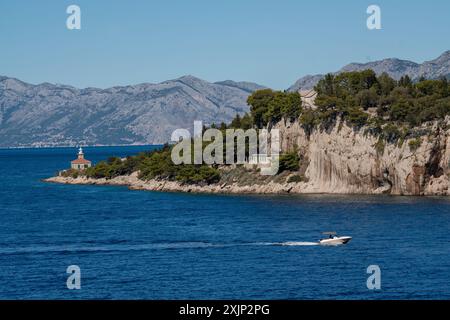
[[0, 146, 449, 299]]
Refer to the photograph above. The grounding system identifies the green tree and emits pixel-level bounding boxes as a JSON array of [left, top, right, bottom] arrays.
[[315, 73, 335, 96], [299, 109, 317, 135], [398, 75, 413, 88], [230, 114, 242, 128], [240, 113, 253, 130], [356, 88, 379, 109], [247, 89, 275, 128], [377, 72, 397, 96]]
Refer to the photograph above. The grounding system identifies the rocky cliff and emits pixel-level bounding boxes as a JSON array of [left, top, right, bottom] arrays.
[[274, 117, 450, 196], [46, 116, 450, 196]]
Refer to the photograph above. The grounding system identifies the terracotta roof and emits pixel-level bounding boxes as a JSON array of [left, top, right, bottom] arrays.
[[71, 158, 91, 165]]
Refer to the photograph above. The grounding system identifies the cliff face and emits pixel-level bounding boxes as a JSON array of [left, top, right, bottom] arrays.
[[274, 118, 450, 195]]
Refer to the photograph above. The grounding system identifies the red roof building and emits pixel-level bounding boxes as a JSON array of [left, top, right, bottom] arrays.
[[71, 147, 92, 170]]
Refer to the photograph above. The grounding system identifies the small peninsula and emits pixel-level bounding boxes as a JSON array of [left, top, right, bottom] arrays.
[[46, 70, 450, 196]]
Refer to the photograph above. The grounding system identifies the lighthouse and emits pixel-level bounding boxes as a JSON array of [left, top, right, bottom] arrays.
[[71, 147, 92, 170]]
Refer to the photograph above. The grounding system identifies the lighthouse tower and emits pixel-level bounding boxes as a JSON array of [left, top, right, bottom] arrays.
[[71, 147, 92, 170], [78, 147, 84, 159]]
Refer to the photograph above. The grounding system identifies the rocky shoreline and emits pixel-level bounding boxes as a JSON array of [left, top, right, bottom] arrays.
[[44, 172, 305, 195], [44, 169, 449, 196]]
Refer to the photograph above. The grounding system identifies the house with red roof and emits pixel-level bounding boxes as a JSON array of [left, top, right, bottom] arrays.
[[71, 147, 92, 170]]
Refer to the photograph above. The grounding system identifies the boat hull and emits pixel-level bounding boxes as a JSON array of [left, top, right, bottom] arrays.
[[319, 236, 352, 246]]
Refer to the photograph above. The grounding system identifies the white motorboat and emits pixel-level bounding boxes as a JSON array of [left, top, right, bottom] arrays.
[[319, 232, 352, 246]]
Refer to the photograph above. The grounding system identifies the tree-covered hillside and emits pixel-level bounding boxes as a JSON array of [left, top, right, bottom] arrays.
[[245, 70, 450, 146]]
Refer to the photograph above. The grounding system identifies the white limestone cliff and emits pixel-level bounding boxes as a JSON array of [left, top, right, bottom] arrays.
[[274, 117, 450, 195]]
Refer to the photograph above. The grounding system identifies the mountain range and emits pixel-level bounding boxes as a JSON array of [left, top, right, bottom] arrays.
[[0, 75, 265, 147], [288, 50, 450, 92], [1, 50, 450, 147]]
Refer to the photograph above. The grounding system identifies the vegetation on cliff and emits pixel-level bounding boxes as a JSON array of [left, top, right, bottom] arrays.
[[245, 70, 450, 145], [311, 71, 449, 142], [246, 89, 302, 127]]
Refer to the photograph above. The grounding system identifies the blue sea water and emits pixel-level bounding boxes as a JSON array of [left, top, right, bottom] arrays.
[[0, 146, 449, 299]]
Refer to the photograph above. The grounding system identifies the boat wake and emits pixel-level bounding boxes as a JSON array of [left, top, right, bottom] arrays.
[[0, 240, 322, 255], [276, 241, 319, 246]]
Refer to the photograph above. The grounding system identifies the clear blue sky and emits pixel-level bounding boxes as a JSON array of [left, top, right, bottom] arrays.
[[0, 0, 449, 89]]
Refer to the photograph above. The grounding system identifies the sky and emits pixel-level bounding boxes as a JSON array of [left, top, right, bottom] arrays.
[[0, 0, 449, 90]]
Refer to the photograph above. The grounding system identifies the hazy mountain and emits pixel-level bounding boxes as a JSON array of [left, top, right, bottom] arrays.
[[214, 80, 266, 93], [288, 50, 450, 92], [287, 75, 325, 93], [0, 75, 264, 147]]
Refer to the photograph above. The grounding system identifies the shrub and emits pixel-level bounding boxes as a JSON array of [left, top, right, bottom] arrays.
[[382, 124, 402, 143], [345, 107, 369, 129], [175, 165, 220, 184], [60, 169, 79, 178], [408, 138, 422, 152], [299, 109, 317, 135], [287, 174, 303, 183], [356, 88, 379, 109], [279, 152, 300, 172], [374, 138, 385, 155]]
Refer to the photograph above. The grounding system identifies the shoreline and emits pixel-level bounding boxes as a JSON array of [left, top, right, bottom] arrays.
[[44, 172, 450, 196], [44, 173, 300, 195]]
